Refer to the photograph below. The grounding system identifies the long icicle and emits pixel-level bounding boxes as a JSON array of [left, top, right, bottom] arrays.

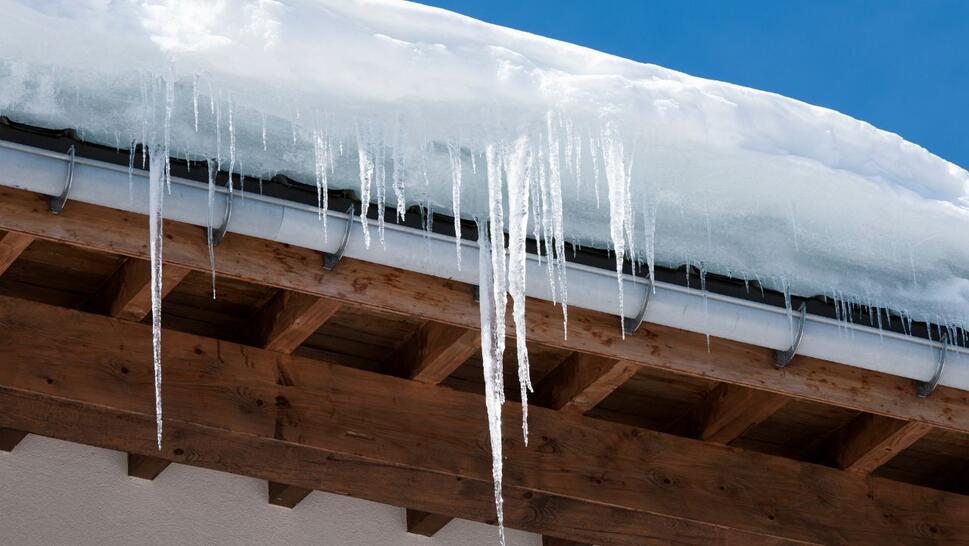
[[148, 145, 165, 450], [477, 218, 506, 546]]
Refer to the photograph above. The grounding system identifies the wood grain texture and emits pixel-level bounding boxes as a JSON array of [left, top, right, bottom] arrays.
[[832, 414, 935, 474], [127, 453, 171, 480], [253, 290, 342, 354], [86, 258, 190, 321], [669, 383, 791, 444], [1, 187, 965, 434], [268, 482, 312, 509], [405, 509, 454, 537], [0, 296, 966, 545], [403, 322, 480, 384], [0, 427, 27, 452], [0, 230, 33, 277], [543, 537, 590, 546], [534, 353, 639, 415]]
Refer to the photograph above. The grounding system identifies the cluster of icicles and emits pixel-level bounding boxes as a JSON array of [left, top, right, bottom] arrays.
[[123, 69, 961, 546]]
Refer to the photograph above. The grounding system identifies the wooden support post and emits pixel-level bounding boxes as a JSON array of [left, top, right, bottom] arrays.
[[668, 382, 790, 444], [253, 290, 342, 354], [405, 509, 453, 537], [86, 258, 190, 321], [0, 427, 27, 452], [127, 453, 171, 480], [403, 322, 480, 384], [0, 231, 33, 277], [831, 414, 934, 474], [533, 353, 639, 415]]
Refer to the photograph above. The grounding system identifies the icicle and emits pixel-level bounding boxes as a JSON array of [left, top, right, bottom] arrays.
[[477, 220, 506, 546], [261, 112, 268, 151], [227, 97, 235, 194], [546, 112, 568, 337], [206, 159, 218, 299], [148, 145, 166, 451], [504, 136, 533, 443], [448, 142, 463, 269], [392, 117, 407, 221], [600, 125, 630, 336], [127, 140, 136, 203], [356, 125, 374, 248], [192, 73, 199, 132]]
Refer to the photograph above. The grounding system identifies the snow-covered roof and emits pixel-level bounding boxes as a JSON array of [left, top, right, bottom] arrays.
[[2, 0, 967, 328]]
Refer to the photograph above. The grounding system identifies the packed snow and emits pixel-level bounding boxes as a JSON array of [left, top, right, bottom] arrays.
[[2, 1, 968, 543]]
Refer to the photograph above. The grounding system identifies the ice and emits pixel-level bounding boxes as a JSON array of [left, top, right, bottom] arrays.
[[2, 2, 969, 542], [477, 220, 506, 546], [148, 145, 165, 451]]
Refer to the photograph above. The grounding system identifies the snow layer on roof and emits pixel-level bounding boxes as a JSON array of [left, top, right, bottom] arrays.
[[2, 0, 968, 328]]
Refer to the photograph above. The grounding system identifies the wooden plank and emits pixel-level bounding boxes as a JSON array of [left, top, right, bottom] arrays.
[[0, 230, 33, 277], [831, 414, 935, 474], [543, 537, 590, 546], [86, 258, 191, 321], [0, 389, 787, 546], [406, 509, 453, 537], [254, 290, 342, 354], [669, 383, 791, 444], [0, 427, 27, 452], [1, 187, 965, 434], [268, 481, 312, 509], [127, 453, 171, 480], [403, 322, 480, 384], [533, 353, 639, 415], [0, 296, 966, 545]]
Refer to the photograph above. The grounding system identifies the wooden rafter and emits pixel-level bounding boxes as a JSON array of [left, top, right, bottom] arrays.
[[1, 187, 964, 434], [0, 230, 33, 276], [668, 383, 791, 444], [405, 509, 454, 537], [127, 453, 172, 480], [828, 413, 935, 474], [533, 353, 638, 415], [253, 290, 342, 354], [402, 322, 480, 384], [86, 257, 191, 321], [0, 427, 27, 452], [1, 296, 967, 545]]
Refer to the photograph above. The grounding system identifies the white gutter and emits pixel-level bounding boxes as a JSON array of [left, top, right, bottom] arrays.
[[1, 139, 966, 391]]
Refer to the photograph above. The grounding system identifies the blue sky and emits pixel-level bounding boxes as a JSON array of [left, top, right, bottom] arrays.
[[420, 0, 969, 170]]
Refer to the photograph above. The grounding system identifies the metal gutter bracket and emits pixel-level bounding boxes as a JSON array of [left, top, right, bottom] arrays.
[[775, 302, 807, 369], [621, 280, 652, 336], [48, 145, 76, 215], [323, 204, 354, 271], [207, 190, 233, 247], [915, 332, 948, 398]]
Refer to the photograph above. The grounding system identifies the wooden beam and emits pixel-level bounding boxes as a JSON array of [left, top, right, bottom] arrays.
[[268, 481, 312, 509], [830, 414, 935, 474], [0, 427, 27, 452], [127, 453, 171, 480], [533, 353, 638, 415], [403, 322, 480, 384], [86, 258, 190, 321], [669, 383, 791, 444], [253, 290, 342, 354], [0, 296, 966, 545], [0, 230, 33, 277], [2, 187, 965, 434], [406, 509, 453, 537], [543, 537, 590, 546]]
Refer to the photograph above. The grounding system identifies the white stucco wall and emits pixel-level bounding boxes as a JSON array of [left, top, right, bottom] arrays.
[[0, 435, 541, 546]]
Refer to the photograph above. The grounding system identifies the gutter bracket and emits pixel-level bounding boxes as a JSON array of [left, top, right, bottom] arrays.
[[775, 302, 807, 369], [621, 280, 652, 336], [207, 190, 233, 247], [915, 332, 948, 398], [323, 204, 354, 271], [48, 145, 76, 215]]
